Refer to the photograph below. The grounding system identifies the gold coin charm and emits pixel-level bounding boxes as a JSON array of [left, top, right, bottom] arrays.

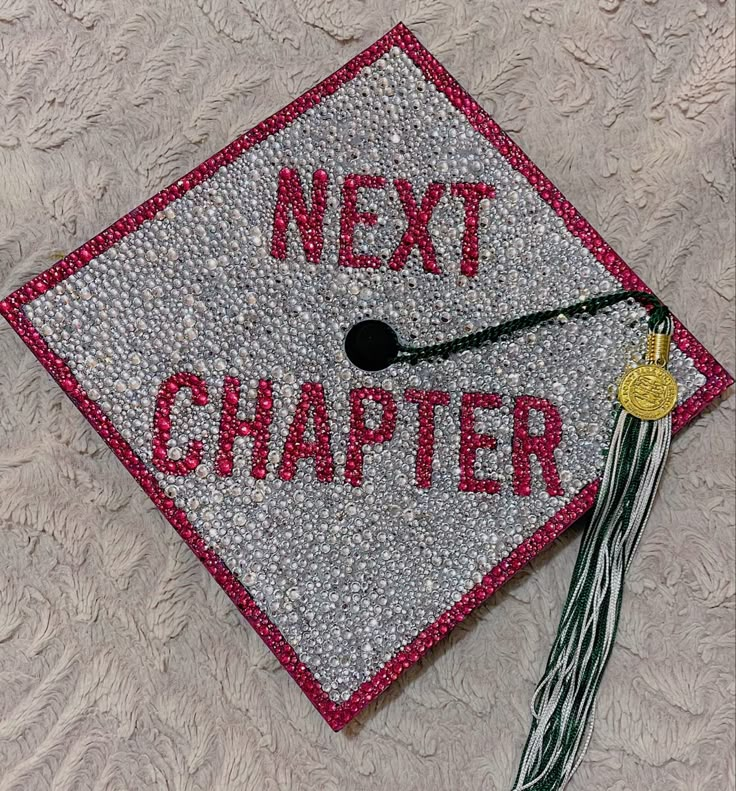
[[618, 364, 678, 421]]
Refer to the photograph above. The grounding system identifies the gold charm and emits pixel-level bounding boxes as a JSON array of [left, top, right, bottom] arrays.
[[618, 365, 678, 420], [618, 330, 678, 420]]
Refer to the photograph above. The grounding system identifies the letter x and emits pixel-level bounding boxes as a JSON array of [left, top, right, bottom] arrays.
[[389, 179, 445, 274]]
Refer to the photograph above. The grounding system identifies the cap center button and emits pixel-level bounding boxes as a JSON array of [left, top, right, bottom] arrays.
[[344, 320, 399, 372]]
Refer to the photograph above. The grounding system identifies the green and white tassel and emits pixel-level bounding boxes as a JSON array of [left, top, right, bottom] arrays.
[[511, 310, 676, 791], [391, 290, 677, 791]]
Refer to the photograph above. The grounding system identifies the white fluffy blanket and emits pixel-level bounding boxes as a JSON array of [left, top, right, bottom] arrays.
[[0, 1, 733, 789]]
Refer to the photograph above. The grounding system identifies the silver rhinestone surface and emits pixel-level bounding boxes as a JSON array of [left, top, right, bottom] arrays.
[[25, 49, 705, 701]]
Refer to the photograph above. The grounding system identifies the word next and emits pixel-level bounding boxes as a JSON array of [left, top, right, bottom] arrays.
[[270, 168, 495, 277]]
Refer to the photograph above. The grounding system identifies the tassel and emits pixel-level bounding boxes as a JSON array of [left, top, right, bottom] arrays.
[[511, 311, 675, 791], [390, 290, 676, 790]]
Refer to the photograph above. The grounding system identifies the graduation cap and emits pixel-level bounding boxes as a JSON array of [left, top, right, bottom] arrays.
[[2, 24, 731, 789]]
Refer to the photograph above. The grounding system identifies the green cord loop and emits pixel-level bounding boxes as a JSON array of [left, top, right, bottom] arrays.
[[391, 289, 669, 367]]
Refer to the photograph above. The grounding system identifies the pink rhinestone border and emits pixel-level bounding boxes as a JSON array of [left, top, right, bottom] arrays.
[[1, 24, 732, 731]]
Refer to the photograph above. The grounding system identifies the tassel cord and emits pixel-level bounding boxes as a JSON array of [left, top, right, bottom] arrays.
[[389, 289, 675, 791], [391, 290, 664, 366], [511, 410, 672, 790], [511, 313, 674, 790]]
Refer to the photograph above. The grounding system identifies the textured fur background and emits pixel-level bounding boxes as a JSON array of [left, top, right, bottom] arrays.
[[1, 2, 734, 789]]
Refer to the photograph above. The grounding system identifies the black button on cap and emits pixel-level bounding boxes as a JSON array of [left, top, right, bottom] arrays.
[[344, 319, 399, 371]]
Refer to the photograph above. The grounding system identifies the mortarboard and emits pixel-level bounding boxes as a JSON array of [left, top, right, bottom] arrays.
[[1, 23, 732, 789]]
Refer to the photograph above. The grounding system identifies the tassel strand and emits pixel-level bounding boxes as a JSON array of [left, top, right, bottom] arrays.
[[511, 314, 674, 790]]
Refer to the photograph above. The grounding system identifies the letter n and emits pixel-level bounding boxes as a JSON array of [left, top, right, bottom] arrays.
[[270, 168, 328, 264]]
